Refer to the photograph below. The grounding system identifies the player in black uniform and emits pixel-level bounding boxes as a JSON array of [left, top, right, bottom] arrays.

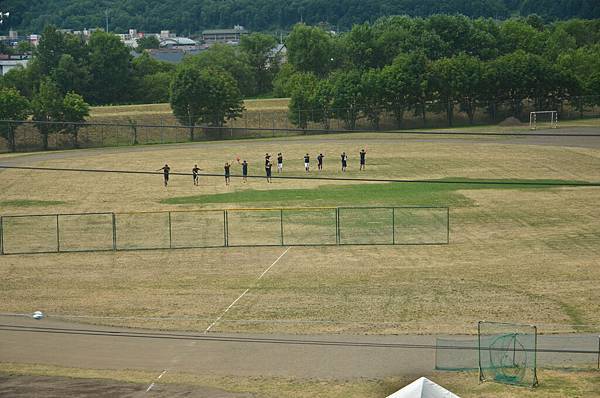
[[192, 164, 200, 185], [157, 164, 170, 186], [242, 160, 248, 183], [304, 153, 310, 172], [317, 153, 324, 171], [224, 162, 231, 185], [359, 149, 366, 171], [265, 153, 271, 168], [277, 153, 283, 173], [265, 160, 273, 183], [341, 152, 347, 172]]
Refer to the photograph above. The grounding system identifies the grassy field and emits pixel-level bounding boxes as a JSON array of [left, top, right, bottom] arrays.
[[1, 128, 600, 396], [1, 132, 599, 333]]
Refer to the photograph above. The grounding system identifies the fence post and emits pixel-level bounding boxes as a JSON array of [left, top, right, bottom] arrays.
[[392, 207, 395, 245], [280, 209, 284, 246], [56, 214, 60, 253], [112, 213, 117, 251], [223, 210, 228, 247], [335, 208, 340, 245], [446, 207, 450, 244], [168, 211, 173, 249]]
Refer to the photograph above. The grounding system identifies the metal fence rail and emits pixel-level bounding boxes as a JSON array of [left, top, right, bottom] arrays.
[[0, 207, 449, 255]]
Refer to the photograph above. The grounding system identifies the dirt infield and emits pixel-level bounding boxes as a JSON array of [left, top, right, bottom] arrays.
[[0, 374, 255, 398]]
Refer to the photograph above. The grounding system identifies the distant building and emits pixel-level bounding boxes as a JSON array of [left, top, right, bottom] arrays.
[[160, 37, 197, 48], [0, 54, 30, 75], [202, 25, 248, 44], [270, 43, 287, 64]]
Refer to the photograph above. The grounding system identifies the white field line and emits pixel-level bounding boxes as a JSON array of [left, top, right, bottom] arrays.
[[145, 369, 167, 392], [204, 246, 291, 334], [144, 247, 291, 393]]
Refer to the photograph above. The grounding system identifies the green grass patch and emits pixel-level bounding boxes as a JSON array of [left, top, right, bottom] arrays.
[[0, 199, 66, 208], [162, 179, 582, 207]]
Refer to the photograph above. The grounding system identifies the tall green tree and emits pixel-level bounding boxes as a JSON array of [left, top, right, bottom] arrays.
[[61, 92, 90, 148], [0, 87, 31, 152], [343, 23, 380, 69], [287, 72, 320, 129], [328, 70, 363, 129], [52, 54, 91, 96], [286, 23, 337, 77], [32, 78, 64, 150], [381, 55, 413, 127], [170, 65, 244, 139], [240, 33, 279, 95], [359, 69, 385, 129], [185, 44, 255, 97], [87, 31, 132, 104]]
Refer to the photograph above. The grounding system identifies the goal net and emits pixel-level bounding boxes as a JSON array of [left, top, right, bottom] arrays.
[[529, 111, 558, 130], [478, 321, 538, 387]]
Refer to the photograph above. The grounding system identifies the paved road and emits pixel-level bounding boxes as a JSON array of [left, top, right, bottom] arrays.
[[1, 316, 598, 380]]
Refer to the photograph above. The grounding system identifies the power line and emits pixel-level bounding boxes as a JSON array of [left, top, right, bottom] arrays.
[[1, 165, 599, 187], [0, 324, 597, 355]]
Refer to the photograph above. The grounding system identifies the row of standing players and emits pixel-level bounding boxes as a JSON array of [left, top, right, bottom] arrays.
[[158, 149, 367, 186]]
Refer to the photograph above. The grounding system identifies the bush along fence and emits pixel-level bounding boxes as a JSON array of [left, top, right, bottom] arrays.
[[1, 96, 599, 152], [0, 207, 450, 255]]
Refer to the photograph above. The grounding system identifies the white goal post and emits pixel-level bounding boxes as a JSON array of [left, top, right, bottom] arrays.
[[529, 111, 558, 130]]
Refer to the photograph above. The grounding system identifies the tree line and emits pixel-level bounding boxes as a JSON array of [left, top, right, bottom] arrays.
[[0, 26, 280, 149], [1, 0, 599, 35], [1, 15, 600, 151], [280, 16, 600, 128]]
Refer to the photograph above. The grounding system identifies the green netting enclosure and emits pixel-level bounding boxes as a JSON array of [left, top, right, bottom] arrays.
[[0, 206, 449, 255], [478, 321, 538, 387]]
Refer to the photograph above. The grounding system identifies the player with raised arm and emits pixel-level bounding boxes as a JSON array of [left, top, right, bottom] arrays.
[[157, 164, 170, 186], [277, 152, 283, 173], [317, 153, 324, 171], [359, 149, 366, 171], [304, 153, 310, 172], [192, 164, 200, 185], [224, 162, 231, 185], [241, 160, 248, 183]]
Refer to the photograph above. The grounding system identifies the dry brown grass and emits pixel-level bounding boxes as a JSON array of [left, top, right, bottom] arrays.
[[0, 133, 599, 336]]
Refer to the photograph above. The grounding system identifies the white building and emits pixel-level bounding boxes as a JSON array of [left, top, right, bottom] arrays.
[[0, 55, 29, 75]]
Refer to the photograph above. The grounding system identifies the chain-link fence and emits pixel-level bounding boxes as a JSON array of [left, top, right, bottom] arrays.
[[1, 96, 599, 153], [0, 207, 449, 255]]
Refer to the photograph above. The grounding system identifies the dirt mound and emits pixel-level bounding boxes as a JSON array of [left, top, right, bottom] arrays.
[[498, 116, 524, 126]]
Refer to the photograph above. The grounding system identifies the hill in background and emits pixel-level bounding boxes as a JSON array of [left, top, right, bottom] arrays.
[[1, 0, 599, 35]]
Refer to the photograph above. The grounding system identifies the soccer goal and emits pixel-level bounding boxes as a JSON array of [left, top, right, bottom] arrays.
[[529, 111, 558, 130], [478, 321, 539, 387]]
